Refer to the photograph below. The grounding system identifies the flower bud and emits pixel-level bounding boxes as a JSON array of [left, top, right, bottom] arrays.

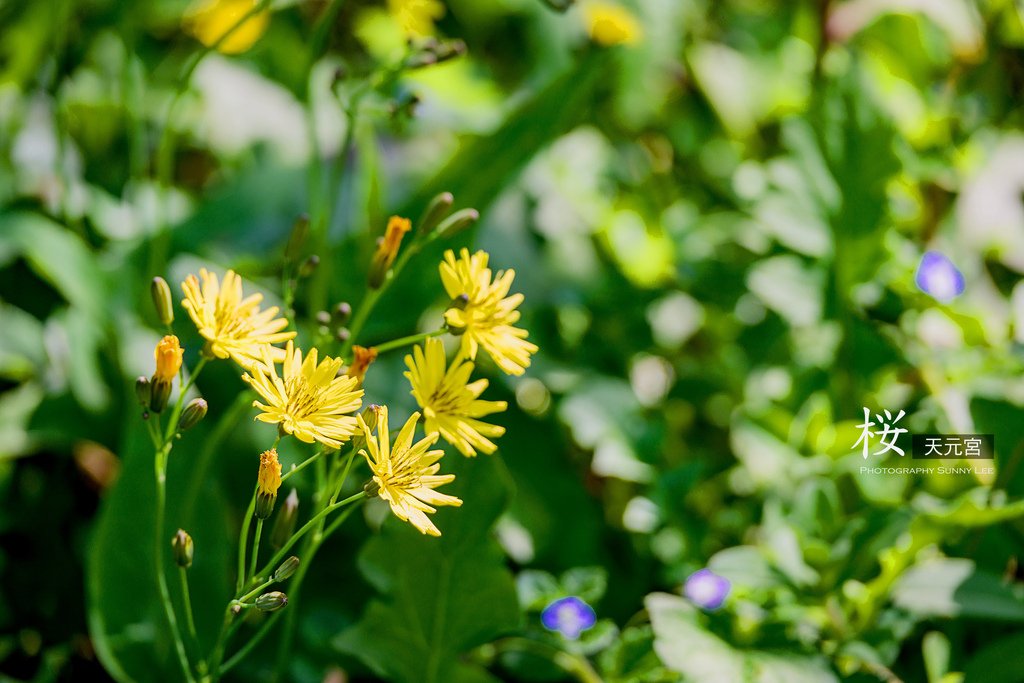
[[255, 591, 288, 612], [436, 208, 479, 239], [150, 377, 172, 414], [418, 192, 454, 236], [368, 216, 412, 289], [299, 255, 320, 278], [178, 398, 208, 431], [172, 529, 194, 569], [334, 302, 352, 323], [153, 336, 183, 383], [255, 449, 282, 519], [351, 404, 382, 454], [346, 346, 378, 385], [151, 277, 174, 325], [273, 556, 300, 582], [270, 489, 299, 549], [135, 376, 152, 408]]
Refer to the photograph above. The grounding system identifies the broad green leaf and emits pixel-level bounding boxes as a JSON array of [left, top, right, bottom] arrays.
[[335, 455, 520, 683], [963, 631, 1024, 683], [892, 558, 1024, 621], [646, 593, 838, 683]]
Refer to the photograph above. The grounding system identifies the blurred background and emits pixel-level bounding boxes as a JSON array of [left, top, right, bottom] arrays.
[[3, 0, 1024, 681]]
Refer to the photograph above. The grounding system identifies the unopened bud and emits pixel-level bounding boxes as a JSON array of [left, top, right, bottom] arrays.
[[270, 489, 299, 549], [368, 216, 412, 289], [274, 556, 300, 582], [316, 310, 332, 326], [346, 346, 378, 385], [150, 378, 172, 413], [299, 255, 320, 278], [255, 449, 282, 520], [172, 529, 194, 568], [255, 591, 288, 612], [418, 192, 454, 236], [151, 277, 174, 325], [351, 404, 381, 453], [178, 398, 208, 431], [284, 214, 310, 262], [335, 327, 350, 344], [135, 376, 152, 408], [334, 302, 352, 323], [436, 208, 479, 239]]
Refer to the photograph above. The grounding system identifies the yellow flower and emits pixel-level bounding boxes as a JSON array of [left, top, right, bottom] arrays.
[[388, 0, 445, 38], [405, 338, 507, 457], [243, 342, 363, 448], [346, 345, 378, 384], [154, 335, 184, 382], [582, 2, 642, 46], [358, 405, 461, 536], [185, 0, 270, 55], [440, 248, 538, 376], [256, 448, 282, 519], [369, 216, 412, 288], [181, 268, 295, 369]]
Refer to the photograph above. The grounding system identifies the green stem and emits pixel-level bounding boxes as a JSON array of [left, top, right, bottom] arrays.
[[254, 491, 366, 582], [236, 486, 257, 593], [339, 234, 434, 358], [281, 449, 327, 483], [239, 577, 276, 605], [249, 519, 264, 580], [218, 611, 285, 676], [330, 449, 357, 503], [371, 328, 446, 354], [206, 607, 235, 681], [179, 567, 198, 648], [163, 356, 208, 445], [154, 444, 195, 682]]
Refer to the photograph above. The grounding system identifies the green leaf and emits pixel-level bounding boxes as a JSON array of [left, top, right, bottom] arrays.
[[922, 631, 951, 683], [335, 455, 520, 683], [963, 631, 1024, 683], [892, 558, 1024, 621], [646, 593, 838, 683], [913, 488, 1024, 527]]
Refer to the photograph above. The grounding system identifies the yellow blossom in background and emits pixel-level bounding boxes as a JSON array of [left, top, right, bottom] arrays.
[[154, 335, 184, 382], [358, 405, 461, 536], [185, 0, 270, 55], [181, 268, 295, 369], [346, 345, 379, 384], [440, 248, 538, 376], [369, 216, 412, 288], [243, 342, 363, 448], [405, 338, 507, 457], [388, 0, 445, 38], [582, 1, 642, 46]]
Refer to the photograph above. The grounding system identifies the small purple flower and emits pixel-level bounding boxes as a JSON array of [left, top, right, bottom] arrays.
[[684, 569, 730, 610], [540, 596, 596, 639], [915, 251, 965, 303]]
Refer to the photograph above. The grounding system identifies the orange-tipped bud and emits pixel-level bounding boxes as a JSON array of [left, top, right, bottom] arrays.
[[368, 216, 412, 288]]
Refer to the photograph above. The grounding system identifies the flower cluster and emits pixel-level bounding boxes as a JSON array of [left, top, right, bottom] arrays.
[[162, 224, 535, 537]]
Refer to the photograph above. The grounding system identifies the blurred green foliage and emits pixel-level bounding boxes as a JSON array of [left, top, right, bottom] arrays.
[[3, 0, 1024, 681]]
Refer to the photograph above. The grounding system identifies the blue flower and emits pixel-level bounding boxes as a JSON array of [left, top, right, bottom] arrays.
[[915, 251, 965, 303], [540, 596, 596, 639], [684, 568, 730, 610]]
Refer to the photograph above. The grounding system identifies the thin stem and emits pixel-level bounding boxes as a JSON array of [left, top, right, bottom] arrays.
[[179, 567, 198, 647], [339, 234, 434, 358], [330, 448, 357, 503], [236, 486, 258, 593], [254, 492, 366, 582], [249, 519, 264, 580], [218, 611, 284, 676], [154, 445, 195, 682], [239, 577, 276, 605], [281, 448, 327, 483], [206, 606, 235, 680], [321, 501, 359, 539], [371, 328, 446, 355], [163, 356, 208, 445]]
